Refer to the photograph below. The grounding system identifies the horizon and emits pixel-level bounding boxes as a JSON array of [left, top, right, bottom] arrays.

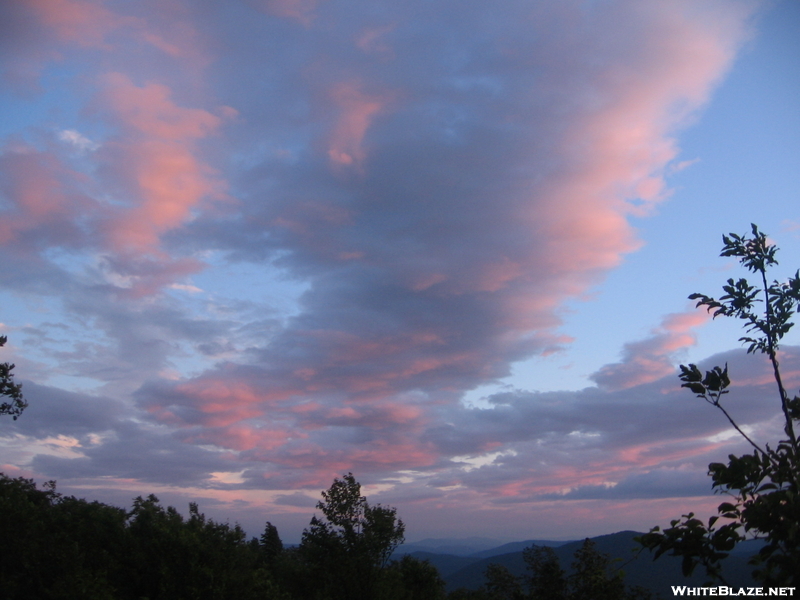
[[1, 0, 799, 546]]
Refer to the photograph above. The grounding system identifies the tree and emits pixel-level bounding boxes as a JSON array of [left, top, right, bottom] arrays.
[[640, 224, 800, 586], [521, 540, 650, 600], [382, 555, 447, 600], [0, 336, 27, 420], [300, 472, 405, 600], [483, 563, 524, 600], [260, 520, 283, 562], [568, 539, 626, 600], [523, 546, 567, 600], [122, 493, 272, 599]]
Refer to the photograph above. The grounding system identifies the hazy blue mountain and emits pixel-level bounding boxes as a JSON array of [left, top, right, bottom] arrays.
[[444, 550, 528, 591], [410, 530, 760, 597], [396, 537, 509, 556], [728, 538, 767, 555], [468, 539, 571, 558]]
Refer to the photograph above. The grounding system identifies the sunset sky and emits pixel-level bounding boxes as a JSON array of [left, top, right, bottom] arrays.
[[1, 0, 799, 544]]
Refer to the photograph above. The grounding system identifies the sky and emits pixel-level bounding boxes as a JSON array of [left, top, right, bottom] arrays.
[[1, 0, 799, 544]]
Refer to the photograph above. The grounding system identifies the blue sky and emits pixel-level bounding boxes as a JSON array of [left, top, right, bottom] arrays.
[[1, 0, 798, 543]]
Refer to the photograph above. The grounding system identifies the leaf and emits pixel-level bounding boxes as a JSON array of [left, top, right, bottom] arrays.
[[682, 382, 707, 395]]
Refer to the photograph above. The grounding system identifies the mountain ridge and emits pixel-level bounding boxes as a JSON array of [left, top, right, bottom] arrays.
[[399, 530, 760, 597]]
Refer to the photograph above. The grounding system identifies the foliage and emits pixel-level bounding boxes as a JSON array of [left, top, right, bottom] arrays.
[[382, 554, 448, 600], [306, 472, 405, 568], [123, 494, 265, 599], [0, 469, 445, 600], [260, 520, 284, 562], [523, 546, 567, 600], [0, 473, 283, 599], [567, 539, 627, 600], [0, 474, 130, 599], [0, 335, 27, 420], [299, 472, 406, 600], [639, 224, 800, 586], [484, 563, 524, 600]]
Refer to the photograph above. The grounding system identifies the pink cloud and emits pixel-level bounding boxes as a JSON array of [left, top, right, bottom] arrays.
[[24, 0, 211, 65], [1, 3, 230, 296], [182, 425, 292, 452], [101, 73, 221, 140], [0, 146, 94, 250], [133, 4, 211, 66], [493, 0, 753, 299], [614, 437, 726, 469], [25, 0, 130, 47], [119, 0, 755, 498], [326, 81, 389, 171], [591, 309, 710, 390], [356, 24, 396, 58], [97, 73, 228, 254], [148, 377, 295, 425]]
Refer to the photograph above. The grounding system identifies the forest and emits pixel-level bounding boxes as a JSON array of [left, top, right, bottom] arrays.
[[0, 470, 661, 600]]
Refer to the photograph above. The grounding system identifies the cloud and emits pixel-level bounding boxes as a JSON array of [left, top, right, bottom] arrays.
[[5, 381, 127, 439], [0, 147, 90, 250], [95, 72, 228, 256], [0, 0, 773, 540], [590, 309, 710, 390], [58, 129, 100, 152], [6, 339, 795, 539], [24, 0, 130, 47], [274, 491, 318, 507], [246, 0, 324, 26], [30, 425, 234, 487], [166, 2, 752, 436], [326, 81, 389, 171]]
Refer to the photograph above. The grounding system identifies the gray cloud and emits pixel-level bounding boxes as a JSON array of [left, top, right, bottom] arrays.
[[31, 421, 234, 487], [538, 469, 713, 501]]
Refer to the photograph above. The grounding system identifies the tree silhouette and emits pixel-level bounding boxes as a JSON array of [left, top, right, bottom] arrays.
[[640, 224, 800, 586], [300, 472, 405, 600], [260, 521, 283, 563], [524, 546, 567, 600], [0, 336, 27, 420]]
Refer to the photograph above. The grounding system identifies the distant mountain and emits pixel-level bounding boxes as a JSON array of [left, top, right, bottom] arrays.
[[397, 536, 573, 558], [396, 536, 509, 556], [728, 538, 767, 555], [404, 530, 759, 597], [443, 550, 528, 591], [468, 539, 571, 558]]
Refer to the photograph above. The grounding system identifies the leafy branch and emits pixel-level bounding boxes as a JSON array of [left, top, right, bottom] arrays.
[[689, 224, 800, 452], [678, 363, 768, 457], [640, 224, 800, 587], [0, 335, 27, 421]]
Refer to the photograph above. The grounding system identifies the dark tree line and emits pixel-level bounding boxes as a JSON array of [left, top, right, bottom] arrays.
[[0, 475, 279, 599], [0, 469, 662, 600], [0, 472, 446, 600], [448, 540, 655, 600]]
